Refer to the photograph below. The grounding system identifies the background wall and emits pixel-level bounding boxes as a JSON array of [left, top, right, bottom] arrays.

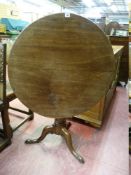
[[0, 3, 20, 19]]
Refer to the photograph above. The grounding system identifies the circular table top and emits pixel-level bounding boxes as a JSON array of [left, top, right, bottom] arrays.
[[8, 13, 115, 118]]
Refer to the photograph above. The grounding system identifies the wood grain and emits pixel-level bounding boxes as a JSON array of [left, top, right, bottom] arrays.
[[110, 36, 129, 83], [76, 45, 124, 127], [8, 13, 116, 118]]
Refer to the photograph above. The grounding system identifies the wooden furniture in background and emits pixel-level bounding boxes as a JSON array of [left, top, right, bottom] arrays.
[[109, 36, 129, 84], [0, 44, 12, 151], [129, 40, 131, 79], [0, 43, 34, 152], [8, 13, 116, 163], [76, 45, 124, 127], [105, 21, 120, 35]]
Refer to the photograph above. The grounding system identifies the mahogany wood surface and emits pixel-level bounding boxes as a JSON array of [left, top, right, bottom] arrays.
[[8, 13, 116, 118], [110, 36, 129, 83]]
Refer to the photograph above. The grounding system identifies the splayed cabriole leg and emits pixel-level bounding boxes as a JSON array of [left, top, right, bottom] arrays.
[[25, 126, 54, 144], [25, 119, 84, 164], [60, 127, 84, 163]]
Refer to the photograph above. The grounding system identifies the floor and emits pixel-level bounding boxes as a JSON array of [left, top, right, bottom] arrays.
[[129, 155, 131, 174], [0, 87, 129, 175], [128, 42, 131, 174]]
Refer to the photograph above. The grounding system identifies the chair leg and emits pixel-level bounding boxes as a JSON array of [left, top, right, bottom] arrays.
[[9, 107, 34, 132], [1, 108, 13, 138], [27, 109, 34, 120], [9, 106, 34, 120], [0, 108, 12, 151]]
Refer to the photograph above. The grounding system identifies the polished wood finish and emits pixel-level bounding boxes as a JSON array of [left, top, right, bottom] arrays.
[[0, 43, 34, 152], [0, 44, 12, 151], [77, 45, 124, 127], [9, 13, 115, 119], [109, 36, 129, 83], [25, 118, 84, 163], [0, 137, 11, 152], [8, 13, 116, 163], [129, 42, 131, 79]]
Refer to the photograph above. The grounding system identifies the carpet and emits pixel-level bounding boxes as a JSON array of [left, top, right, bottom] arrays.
[[0, 87, 128, 175]]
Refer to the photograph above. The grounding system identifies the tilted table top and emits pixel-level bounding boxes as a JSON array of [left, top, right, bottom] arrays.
[[8, 13, 116, 118]]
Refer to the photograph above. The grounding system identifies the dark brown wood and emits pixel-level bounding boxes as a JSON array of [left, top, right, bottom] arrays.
[[0, 137, 11, 152], [75, 45, 124, 127], [0, 44, 12, 151], [0, 44, 12, 139], [109, 36, 129, 83], [25, 118, 84, 163], [0, 43, 34, 151], [8, 13, 116, 119]]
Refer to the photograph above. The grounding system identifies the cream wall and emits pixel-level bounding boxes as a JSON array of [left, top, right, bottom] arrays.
[[0, 3, 20, 19]]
